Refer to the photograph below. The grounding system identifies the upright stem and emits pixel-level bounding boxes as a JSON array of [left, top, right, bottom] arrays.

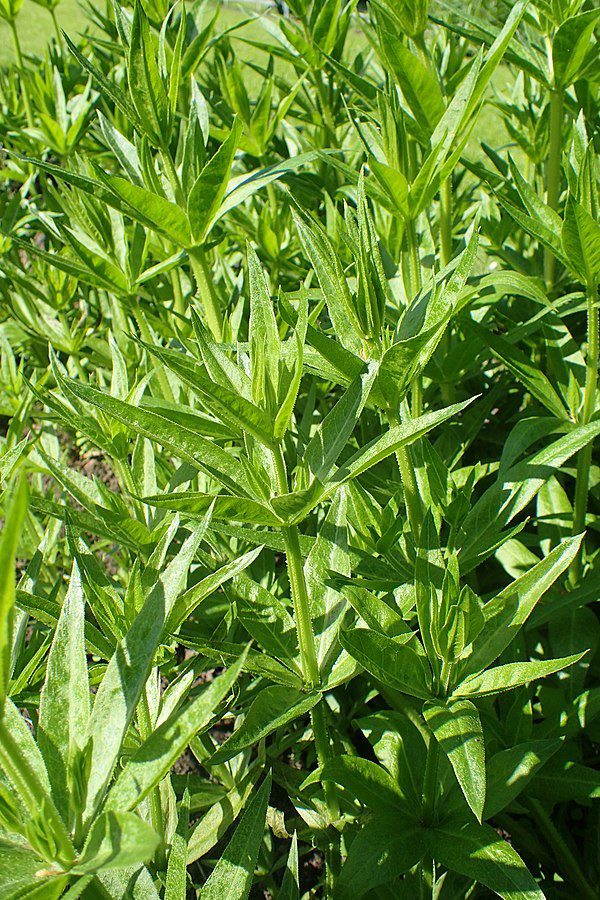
[[421, 737, 439, 826], [387, 410, 422, 539], [439, 178, 456, 405], [272, 447, 319, 687], [50, 8, 63, 49], [570, 281, 598, 584], [526, 799, 596, 900], [272, 445, 339, 894], [544, 89, 563, 288], [9, 20, 33, 127], [439, 178, 452, 270], [406, 220, 424, 417], [188, 246, 224, 341]]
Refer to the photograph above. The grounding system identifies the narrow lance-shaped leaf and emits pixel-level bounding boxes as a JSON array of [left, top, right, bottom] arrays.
[[0, 475, 28, 713], [340, 629, 432, 700], [106, 652, 247, 811], [461, 535, 582, 677], [188, 119, 242, 244], [425, 823, 543, 900], [423, 698, 486, 821], [247, 242, 281, 409], [38, 561, 90, 822], [199, 772, 272, 900], [455, 653, 585, 698], [54, 369, 254, 499], [128, 0, 169, 146], [72, 811, 159, 875], [304, 363, 378, 482], [209, 685, 321, 765]]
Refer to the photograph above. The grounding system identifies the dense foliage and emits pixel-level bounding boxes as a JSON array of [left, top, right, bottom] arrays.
[[0, 0, 599, 896]]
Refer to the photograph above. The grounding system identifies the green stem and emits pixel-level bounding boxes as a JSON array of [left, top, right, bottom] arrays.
[[526, 799, 596, 900], [133, 308, 175, 403], [544, 89, 563, 289], [50, 8, 63, 48], [272, 445, 339, 894], [405, 219, 422, 301], [406, 220, 424, 416], [439, 178, 456, 406], [570, 281, 598, 584], [137, 685, 167, 870], [272, 446, 319, 688], [421, 737, 439, 826], [387, 410, 422, 539], [439, 178, 452, 270], [9, 20, 33, 127], [188, 246, 224, 341]]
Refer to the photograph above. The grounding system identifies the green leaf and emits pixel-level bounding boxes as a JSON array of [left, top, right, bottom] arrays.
[[38, 561, 90, 822], [342, 585, 410, 638], [307, 755, 407, 814], [166, 547, 263, 635], [233, 575, 300, 666], [335, 816, 423, 900], [72, 811, 159, 874], [279, 833, 299, 900], [462, 535, 582, 677], [199, 773, 271, 900], [188, 119, 242, 244], [141, 342, 275, 446], [423, 698, 485, 821], [292, 208, 363, 355], [466, 321, 569, 420], [562, 197, 600, 286], [0, 701, 75, 864], [143, 491, 282, 527], [247, 242, 281, 409], [484, 739, 562, 818], [305, 487, 350, 674], [304, 363, 378, 482], [128, 0, 169, 146], [378, 34, 444, 136], [340, 629, 432, 699], [425, 823, 543, 899], [0, 840, 60, 898], [552, 10, 600, 89], [107, 655, 246, 811], [330, 398, 474, 485], [459, 423, 600, 570], [529, 757, 600, 803], [92, 167, 192, 247], [209, 686, 320, 765], [164, 788, 190, 900], [82, 563, 180, 825], [55, 373, 252, 498], [96, 865, 160, 899], [0, 475, 28, 711], [456, 653, 585, 698]]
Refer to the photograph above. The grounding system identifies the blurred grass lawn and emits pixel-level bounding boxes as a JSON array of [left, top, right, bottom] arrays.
[[0, 0, 260, 63], [0, 0, 90, 62]]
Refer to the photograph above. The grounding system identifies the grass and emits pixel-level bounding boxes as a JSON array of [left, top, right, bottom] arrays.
[[0, 0, 90, 62]]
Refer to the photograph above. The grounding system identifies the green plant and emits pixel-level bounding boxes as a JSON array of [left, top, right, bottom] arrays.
[[0, 0, 599, 897]]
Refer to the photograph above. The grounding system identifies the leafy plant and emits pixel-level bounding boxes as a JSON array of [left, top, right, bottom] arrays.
[[0, 0, 599, 897]]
